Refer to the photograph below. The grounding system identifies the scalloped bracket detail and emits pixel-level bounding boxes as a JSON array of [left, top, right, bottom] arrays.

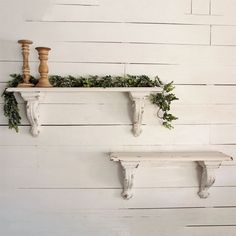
[[129, 91, 150, 137], [20, 91, 46, 137]]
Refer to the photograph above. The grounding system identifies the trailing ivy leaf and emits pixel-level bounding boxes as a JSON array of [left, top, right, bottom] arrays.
[[150, 89, 178, 128], [165, 93, 179, 102], [8, 74, 23, 87], [2, 89, 21, 132], [154, 76, 163, 86], [163, 121, 174, 129], [163, 112, 178, 122], [163, 81, 175, 93]]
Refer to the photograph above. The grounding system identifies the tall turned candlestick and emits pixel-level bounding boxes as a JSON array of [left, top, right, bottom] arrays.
[[17, 39, 34, 87], [35, 47, 52, 87]]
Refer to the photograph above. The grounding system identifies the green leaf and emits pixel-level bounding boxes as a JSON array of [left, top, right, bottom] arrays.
[[3, 74, 178, 132]]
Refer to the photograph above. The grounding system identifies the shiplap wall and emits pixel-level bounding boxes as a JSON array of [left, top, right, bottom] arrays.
[[1, 0, 236, 235]]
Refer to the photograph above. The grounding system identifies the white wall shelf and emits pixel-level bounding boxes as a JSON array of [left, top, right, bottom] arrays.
[[110, 151, 233, 200], [7, 87, 161, 137]]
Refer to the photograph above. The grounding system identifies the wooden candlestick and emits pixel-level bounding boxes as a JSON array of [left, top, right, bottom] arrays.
[[35, 47, 52, 87], [17, 39, 34, 87]]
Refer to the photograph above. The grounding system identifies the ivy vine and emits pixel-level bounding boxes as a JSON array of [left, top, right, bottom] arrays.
[[2, 74, 178, 132]]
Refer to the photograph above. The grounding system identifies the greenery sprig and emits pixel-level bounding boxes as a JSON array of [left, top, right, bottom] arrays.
[[150, 79, 178, 129], [2, 74, 178, 132]]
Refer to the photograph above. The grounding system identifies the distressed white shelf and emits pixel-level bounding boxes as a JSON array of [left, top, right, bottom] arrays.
[[7, 87, 161, 137], [110, 151, 233, 200]]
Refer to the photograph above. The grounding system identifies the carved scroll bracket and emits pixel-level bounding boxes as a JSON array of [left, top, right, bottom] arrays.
[[120, 161, 140, 200], [6, 87, 162, 137], [110, 152, 232, 200], [20, 92, 46, 137], [129, 92, 150, 137], [197, 161, 222, 199]]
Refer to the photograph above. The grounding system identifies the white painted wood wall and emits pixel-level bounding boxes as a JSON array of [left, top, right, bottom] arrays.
[[1, 0, 236, 235]]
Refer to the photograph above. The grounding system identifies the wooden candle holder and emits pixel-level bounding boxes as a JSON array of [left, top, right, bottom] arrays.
[[17, 39, 34, 87], [35, 47, 52, 87]]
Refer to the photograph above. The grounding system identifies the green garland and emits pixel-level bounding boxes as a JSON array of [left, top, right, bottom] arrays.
[[2, 74, 178, 132]]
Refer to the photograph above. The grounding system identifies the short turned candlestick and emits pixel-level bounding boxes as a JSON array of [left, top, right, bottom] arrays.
[[17, 39, 34, 87], [35, 47, 52, 87]]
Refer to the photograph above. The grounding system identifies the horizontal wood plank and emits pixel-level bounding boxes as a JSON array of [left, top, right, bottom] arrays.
[[0, 125, 210, 146], [2, 84, 236, 105], [42, 0, 190, 22], [20, 22, 210, 45], [126, 64, 236, 85], [40, 1, 236, 25], [212, 26, 236, 46], [211, 0, 236, 16], [0, 61, 125, 82], [54, 0, 100, 5], [211, 125, 236, 144], [1, 208, 236, 236], [2, 187, 236, 210], [3, 62, 236, 85], [2, 41, 236, 66], [183, 226, 236, 236], [0, 149, 234, 189], [0, 145, 236, 165], [1, 103, 236, 125]]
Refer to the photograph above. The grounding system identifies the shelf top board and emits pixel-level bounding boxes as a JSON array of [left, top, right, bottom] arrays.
[[110, 151, 233, 162], [7, 87, 162, 93]]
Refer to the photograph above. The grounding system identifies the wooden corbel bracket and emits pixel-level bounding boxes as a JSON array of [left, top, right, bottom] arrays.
[[7, 87, 161, 137], [197, 160, 223, 199], [119, 160, 140, 200], [20, 91, 46, 137], [129, 91, 150, 137], [110, 152, 232, 200]]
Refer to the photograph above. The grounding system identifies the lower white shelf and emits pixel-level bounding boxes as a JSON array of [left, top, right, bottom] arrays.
[[110, 151, 233, 200]]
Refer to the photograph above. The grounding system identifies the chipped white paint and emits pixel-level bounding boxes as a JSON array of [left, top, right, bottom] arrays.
[[120, 160, 140, 199], [110, 152, 233, 199], [20, 91, 46, 137], [197, 160, 222, 198], [129, 92, 150, 137], [7, 87, 161, 137]]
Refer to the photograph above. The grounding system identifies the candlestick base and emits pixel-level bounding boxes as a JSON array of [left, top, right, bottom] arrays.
[[35, 81, 52, 88], [17, 82, 34, 88]]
